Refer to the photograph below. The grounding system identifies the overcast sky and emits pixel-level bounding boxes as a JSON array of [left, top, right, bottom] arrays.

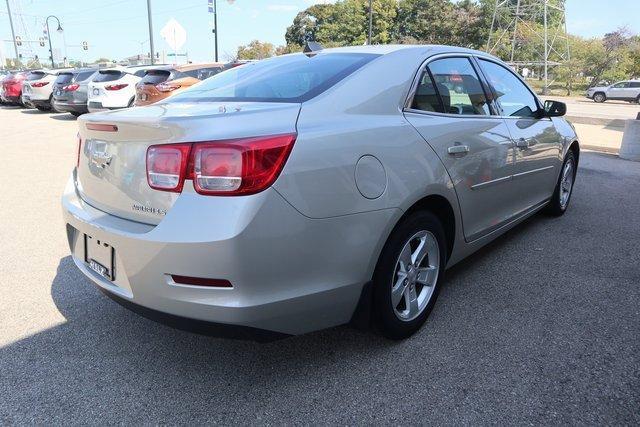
[[0, 0, 637, 63]]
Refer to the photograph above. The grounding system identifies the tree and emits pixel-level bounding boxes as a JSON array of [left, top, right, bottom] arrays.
[[237, 40, 276, 60]]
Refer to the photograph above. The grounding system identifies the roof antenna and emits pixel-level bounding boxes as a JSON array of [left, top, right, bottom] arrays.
[[304, 41, 323, 56]]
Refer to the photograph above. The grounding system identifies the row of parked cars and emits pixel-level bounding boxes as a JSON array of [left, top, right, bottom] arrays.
[[0, 62, 237, 115]]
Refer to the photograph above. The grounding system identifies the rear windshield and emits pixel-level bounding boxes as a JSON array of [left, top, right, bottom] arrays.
[[183, 67, 223, 80], [93, 70, 124, 82], [55, 73, 74, 85], [26, 71, 46, 81], [168, 53, 379, 103], [140, 69, 172, 85]]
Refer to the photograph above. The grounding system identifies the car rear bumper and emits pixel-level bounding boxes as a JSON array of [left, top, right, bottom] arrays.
[[61, 172, 397, 336], [54, 100, 88, 114], [31, 98, 52, 108]]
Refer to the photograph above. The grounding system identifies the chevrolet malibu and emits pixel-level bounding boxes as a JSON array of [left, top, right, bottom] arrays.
[[62, 45, 579, 340]]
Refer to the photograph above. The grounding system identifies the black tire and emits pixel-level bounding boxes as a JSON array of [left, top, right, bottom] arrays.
[[373, 211, 447, 340], [546, 151, 577, 216], [593, 92, 606, 103], [70, 111, 82, 117], [36, 105, 50, 112]]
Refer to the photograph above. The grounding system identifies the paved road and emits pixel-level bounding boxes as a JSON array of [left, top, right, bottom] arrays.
[[0, 107, 638, 424], [543, 96, 640, 122]]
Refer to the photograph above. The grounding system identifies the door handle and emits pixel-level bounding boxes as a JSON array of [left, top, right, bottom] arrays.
[[448, 145, 469, 155], [515, 138, 529, 149]]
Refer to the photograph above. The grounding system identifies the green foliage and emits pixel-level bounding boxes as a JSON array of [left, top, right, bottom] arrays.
[[237, 40, 277, 60], [282, 0, 640, 94]]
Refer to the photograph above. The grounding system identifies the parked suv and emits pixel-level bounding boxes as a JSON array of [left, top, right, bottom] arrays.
[[1, 70, 28, 105], [586, 80, 640, 103], [52, 68, 98, 116], [87, 65, 155, 112], [134, 63, 224, 106], [22, 69, 65, 111]]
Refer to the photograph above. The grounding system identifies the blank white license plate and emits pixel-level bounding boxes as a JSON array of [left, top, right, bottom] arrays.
[[85, 234, 115, 281]]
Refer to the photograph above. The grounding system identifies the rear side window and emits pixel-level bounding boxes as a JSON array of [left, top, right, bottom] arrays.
[[94, 70, 124, 82], [26, 71, 46, 81], [169, 53, 379, 103], [629, 82, 640, 88], [478, 59, 539, 118], [140, 69, 171, 85], [612, 82, 629, 88], [55, 73, 74, 85], [76, 71, 96, 82], [412, 57, 490, 115]]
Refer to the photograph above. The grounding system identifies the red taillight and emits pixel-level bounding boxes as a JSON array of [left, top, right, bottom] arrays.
[[31, 81, 49, 88], [146, 143, 192, 192], [156, 82, 180, 92], [146, 134, 296, 196], [105, 83, 128, 91], [76, 133, 82, 168], [64, 83, 80, 91]]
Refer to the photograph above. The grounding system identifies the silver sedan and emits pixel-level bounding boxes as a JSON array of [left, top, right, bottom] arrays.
[[62, 45, 579, 340]]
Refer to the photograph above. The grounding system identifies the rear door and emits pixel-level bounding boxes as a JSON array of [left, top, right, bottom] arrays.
[[476, 57, 562, 212], [608, 81, 630, 100], [404, 55, 519, 242]]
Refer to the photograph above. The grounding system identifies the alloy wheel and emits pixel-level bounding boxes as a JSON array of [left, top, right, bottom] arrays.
[[560, 158, 574, 209], [391, 230, 440, 321]]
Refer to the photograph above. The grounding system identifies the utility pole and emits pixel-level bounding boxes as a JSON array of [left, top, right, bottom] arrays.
[[543, 0, 548, 94], [146, 0, 155, 64], [367, 0, 373, 45], [214, 0, 218, 62], [5, 0, 19, 62]]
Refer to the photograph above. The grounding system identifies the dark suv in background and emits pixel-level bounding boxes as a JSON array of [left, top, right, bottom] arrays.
[[52, 68, 98, 116]]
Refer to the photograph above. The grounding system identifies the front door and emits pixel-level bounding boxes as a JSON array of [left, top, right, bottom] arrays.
[[404, 56, 518, 242], [476, 58, 562, 212], [608, 81, 631, 100]]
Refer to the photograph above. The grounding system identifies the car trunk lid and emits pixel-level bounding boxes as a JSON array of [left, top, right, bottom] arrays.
[[76, 101, 301, 224]]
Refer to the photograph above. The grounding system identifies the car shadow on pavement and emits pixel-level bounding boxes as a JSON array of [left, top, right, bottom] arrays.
[[50, 113, 77, 121], [20, 109, 48, 114]]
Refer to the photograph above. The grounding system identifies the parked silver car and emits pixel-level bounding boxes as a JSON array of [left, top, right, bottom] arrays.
[[62, 45, 579, 340], [586, 80, 640, 103]]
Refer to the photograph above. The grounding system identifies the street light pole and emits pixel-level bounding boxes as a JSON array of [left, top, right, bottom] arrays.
[[146, 0, 155, 64], [5, 0, 19, 62], [367, 0, 373, 45], [45, 15, 62, 68]]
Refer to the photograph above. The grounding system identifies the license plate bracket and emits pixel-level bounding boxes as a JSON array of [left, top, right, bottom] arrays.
[[84, 234, 115, 281]]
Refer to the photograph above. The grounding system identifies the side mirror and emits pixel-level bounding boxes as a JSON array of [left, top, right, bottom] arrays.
[[542, 100, 566, 117]]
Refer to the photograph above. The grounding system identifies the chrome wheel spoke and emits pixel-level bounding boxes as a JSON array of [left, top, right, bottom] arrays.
[[392, 274, 408, 307], [405, 285, 419, 318], [398, 245, 412, 272], [416, 266, 437, 286], [411, 236, 428, 265]]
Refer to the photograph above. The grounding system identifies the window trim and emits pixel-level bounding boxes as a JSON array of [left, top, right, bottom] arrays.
[[404, 53, 499, 119]]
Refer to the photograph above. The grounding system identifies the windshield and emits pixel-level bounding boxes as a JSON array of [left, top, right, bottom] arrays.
[[94, 70, 124, 83], [140, 69, 172, 85], [168, 53, 379, 103]]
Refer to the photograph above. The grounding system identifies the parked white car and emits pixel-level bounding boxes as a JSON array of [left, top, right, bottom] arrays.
[[21, 69, 60, 111], [87, 66, 154, 112]]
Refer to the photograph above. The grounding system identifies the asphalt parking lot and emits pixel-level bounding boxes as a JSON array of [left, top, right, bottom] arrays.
[[0, 106, 638, 424]]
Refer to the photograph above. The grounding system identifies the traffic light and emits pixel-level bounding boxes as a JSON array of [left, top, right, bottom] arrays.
[[15, 36, 22, 46], [39, 37, 45, 47], [82, 41, 88, 51]]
